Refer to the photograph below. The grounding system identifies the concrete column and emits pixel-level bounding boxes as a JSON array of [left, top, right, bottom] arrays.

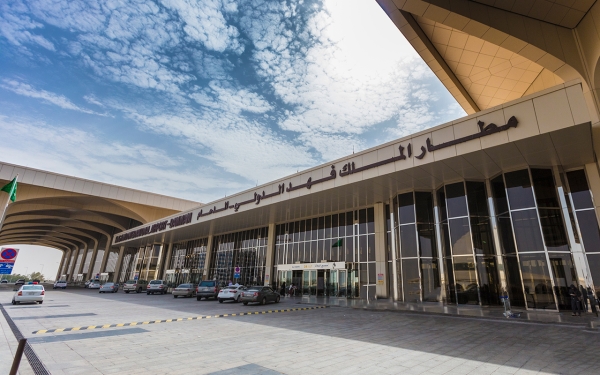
[[202, 234, 214, 281], [432, 190, 446, 302], [68, 247, 80, 282], [160, 243, 174, 279], [77, 242, 89, 277], [86, 240, 99, 280], [390, 200, 399, 301], [112, 246, 126, 283], [485, 179, 508, 294], [56, 251, 66, 281], [61, 249, 72, 279], [264, 223, 276, 286], [99, 235, 113, 273], [374, 202, 388, 299]]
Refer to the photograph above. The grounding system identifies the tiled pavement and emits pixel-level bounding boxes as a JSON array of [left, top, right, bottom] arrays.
[[1, 288, 599, 375]]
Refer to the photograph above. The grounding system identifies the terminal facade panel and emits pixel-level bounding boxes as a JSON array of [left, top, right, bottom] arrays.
[[113, 82, 600, 311]]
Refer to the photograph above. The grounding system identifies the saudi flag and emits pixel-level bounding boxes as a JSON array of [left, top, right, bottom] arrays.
[[332, 238, 343, 247], [1, 177, 17, 202]]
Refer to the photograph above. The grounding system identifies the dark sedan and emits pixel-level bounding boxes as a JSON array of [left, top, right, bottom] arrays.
[[240, 286, 280, 305]]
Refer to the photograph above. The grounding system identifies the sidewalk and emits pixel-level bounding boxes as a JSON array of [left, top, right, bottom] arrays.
[[295, 295, 600, 328], [0, 305, 34, 375]]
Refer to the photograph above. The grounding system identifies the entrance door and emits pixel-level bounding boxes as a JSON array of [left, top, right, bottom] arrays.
[[339, 270, 347, 297], [317, 270, 325, 296]]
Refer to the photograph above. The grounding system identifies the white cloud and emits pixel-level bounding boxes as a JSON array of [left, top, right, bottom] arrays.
[[0, 3, 55, 51], [190, 81, 272, 114], [0, 115, 243, 202], [1, 80, 108, 116]]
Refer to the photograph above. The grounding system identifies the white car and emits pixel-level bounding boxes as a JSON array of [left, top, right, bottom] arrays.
[[13, 285, 45, 305], [53, 280, 67, 289], [88, 281, 101, 289], [217, 285, 246, 303]]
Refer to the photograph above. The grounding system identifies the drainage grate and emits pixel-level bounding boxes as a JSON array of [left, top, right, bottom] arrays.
[[0, 304, 50, 375]]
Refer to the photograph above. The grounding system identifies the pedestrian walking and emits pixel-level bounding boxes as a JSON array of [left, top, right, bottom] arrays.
[[569, 284, 582, 316]]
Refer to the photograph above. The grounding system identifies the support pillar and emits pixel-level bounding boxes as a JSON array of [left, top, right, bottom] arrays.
[[86, 240, 100, 281], [61, 249, 72, 280], [77, 242, 89, 278], [202, 234, 214, 281], [56, 251, 66, 281], [160, 243, 173, 279], [112, 246, 126, 283], [264, 223, 276, 286], [485, 179, 508, 294], [374, 202, 388, 299], [99, 235, 112, 273], [68, 247, 80, 282], [433, 190, 446, 303]]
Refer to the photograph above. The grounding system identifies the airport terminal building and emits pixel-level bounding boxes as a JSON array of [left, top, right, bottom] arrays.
[[5, 0, 600, 312], [104, 80, 600, 311]]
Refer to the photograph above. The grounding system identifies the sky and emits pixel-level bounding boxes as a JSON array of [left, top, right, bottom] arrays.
[[0, 0, 465, 279]]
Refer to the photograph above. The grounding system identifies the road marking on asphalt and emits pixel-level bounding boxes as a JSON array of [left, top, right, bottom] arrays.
[[32, 306, 329, 334]]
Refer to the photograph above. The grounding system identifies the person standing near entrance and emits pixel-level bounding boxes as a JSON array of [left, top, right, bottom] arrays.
[[281, 282, 286, 297], [569, 284, 582, 316]]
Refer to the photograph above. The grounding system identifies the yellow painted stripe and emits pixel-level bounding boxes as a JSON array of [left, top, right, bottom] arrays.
[[55, 328, 65, 333], [71, 327, 80, 331], [87, 326, 96, 330], [102, 325, 111, 328], [130, 322, 137, 326], [116, 323, 124, 327], [36, 330, 47, 334], [142, 322, 149, 325]]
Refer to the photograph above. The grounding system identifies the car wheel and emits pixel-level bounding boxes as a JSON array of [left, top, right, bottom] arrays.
[[218, 299, 223, 303], [39, 301, 43, 304], [174, 295, 178, 298], [261, 297, 266, 305], [276, 296, 280, 303], [11, 299, 15, 305], [196, 296, 201, 301], [125, 291, 130, 294], [243, 302, 248, 305], [63, 287, 66, 289], [147, 292, 150, 295], [137, 288, 141, 293], [235, 296, 239, 303]]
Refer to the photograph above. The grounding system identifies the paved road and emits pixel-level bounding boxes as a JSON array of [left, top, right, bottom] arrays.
[[1, 288, 599, 375]]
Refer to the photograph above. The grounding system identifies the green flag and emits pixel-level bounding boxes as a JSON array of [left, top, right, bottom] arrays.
[[332, 238, 343, 248], [1, 177, 17, 202]]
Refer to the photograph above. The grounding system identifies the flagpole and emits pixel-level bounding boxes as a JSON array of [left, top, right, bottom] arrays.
[[0, 174, 18, 232]]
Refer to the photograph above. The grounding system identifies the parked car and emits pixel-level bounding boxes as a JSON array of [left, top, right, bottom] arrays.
[[147, 280, 167, 295], [12, 285, 45, 305], [240, 286, 280, 305], [196, 280, 220, 300], [53, 280, 67, 289], [15, 279, 25, 287], [217, 285, 246, 303], [88, 281, 101, 289], [172, 283, 197, 298], [84, 279, 94, 288], [99, 282, 119, 293], [123, 279, 148, 293], [1, 279, 8, 284]]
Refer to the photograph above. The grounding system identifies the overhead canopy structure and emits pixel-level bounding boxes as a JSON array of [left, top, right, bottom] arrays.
[[0, 162, 199, 280]]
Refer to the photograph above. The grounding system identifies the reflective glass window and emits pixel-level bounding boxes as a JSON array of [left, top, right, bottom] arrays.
[[417, 224, 436, 258], [505, 169, 535, 210], [421, 258, 440, 302], [359, 209, 367, 235], [566, 169, 594, 209], [398, 193, 415, 224], [503, 255, 525, 307], [367, 208, 375, 234], [358, 235, 367, 262], [531, 169, 559, 208], [511, 209, 545, 252], [445, 182, 468, 218], [577, 210, 600, 253], [466, 181, 489, 217], [491, 175, 509, 214], [368, 262, 376, 284], [476, 256, 501, 306], [415, 192, 434, 223], [441, 223, 451, 258], [548, 253, 577, 310], [402, 258, 420, 302], [519, 253, 555, 310], [587, 254, 600, 299], [470, 217, 495, 255], [453, 256, 479, 305], [400, 224, 418, 258], [538, 209, 569, 252], [437, 188, 448, 221], [449, 217, 472, 256], [497, 214, 516, 254], [444, 257, 456, 304]]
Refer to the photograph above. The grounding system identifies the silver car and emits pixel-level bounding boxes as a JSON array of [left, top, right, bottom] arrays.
[[123, 280, 148, 293], [99, 282, 119, 293], [88, 281, 101, 289], [172, 283, 196, 298], [146, 280, 167, 295], [12, 285, 45, 305], [217, 285, 246, 303]]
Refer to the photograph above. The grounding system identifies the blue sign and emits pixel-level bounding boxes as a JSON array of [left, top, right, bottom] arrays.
[[0, 262, 14, 275], [234, 273, 240, 278]]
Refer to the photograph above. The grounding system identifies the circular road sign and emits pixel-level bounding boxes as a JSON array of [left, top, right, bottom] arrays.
[[1, 248, 17, 260]]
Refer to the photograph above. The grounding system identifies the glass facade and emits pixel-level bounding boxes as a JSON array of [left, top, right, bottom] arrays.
[[165, 238, 208, 287], [209, 228, 268, 287], [275, 208, 375, 298], [134, 244, 164, 281]]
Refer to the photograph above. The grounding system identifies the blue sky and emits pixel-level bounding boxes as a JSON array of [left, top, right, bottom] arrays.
[[0, 0, 465, 205]]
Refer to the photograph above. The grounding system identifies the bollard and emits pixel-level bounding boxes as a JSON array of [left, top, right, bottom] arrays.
[[9, 338, 27, 375]]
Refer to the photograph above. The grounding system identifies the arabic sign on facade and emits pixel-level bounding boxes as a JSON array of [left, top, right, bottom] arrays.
[[277, 262, 346, 271], [114, 117, 518, 244]]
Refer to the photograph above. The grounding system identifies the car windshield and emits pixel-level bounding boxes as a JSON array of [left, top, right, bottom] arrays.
[[199, 281, 215, 287], [177, 284, 190, 288], [57, 280, 66, 283], [125, 280, 136, 284], [103, 283, 114, 286], [247, 287, 262, 291], [150, 280, 162, 284], [23, 285, 44, 290]]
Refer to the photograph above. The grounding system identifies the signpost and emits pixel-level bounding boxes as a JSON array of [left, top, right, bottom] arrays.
[[0, 247, 19, 275], [234, 266, 240, 279]]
